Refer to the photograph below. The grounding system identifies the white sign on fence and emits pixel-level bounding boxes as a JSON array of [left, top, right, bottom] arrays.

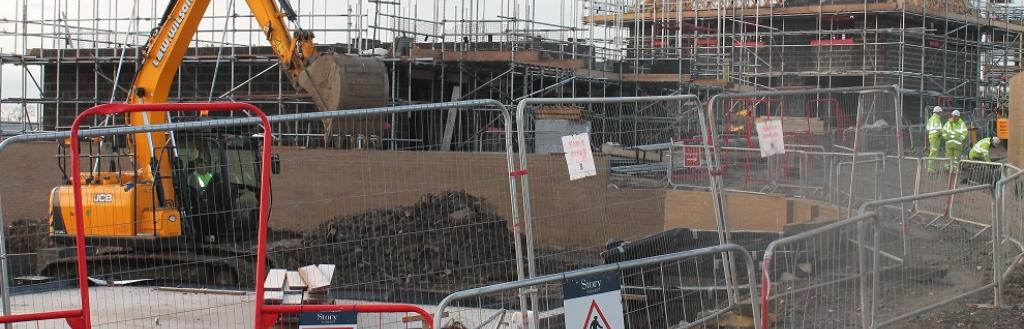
[[562, 133, 597, 180], [755, 117, 786, 157], [563, 272, 624, 329]]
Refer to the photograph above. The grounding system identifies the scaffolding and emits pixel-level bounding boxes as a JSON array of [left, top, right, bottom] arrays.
[[583, 0, 1024, 128], [0, 0, 1022, 142]]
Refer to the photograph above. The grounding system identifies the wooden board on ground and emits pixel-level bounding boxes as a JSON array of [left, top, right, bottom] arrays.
[[317, 264, 336, 283], [264, 269, 287, 291], [286, 271, 305, 291], [298, 265, 330, 292], [303, 291, 332, 304], [283, 291, 303, 305], [264, 290, 284, 304]]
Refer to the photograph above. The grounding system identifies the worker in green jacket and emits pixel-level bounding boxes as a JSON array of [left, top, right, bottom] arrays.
[[968, 136, 1001, 162], [926, 106, 945, 173], [941, 110, 968, 172]]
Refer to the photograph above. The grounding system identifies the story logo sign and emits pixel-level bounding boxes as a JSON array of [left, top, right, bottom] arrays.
[[298, 311, 357, 329]]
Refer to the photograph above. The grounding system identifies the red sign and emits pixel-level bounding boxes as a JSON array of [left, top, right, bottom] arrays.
[[683, 146, 701, 168]]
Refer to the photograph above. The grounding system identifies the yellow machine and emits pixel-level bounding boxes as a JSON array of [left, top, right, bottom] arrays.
[[46, 0, 387, 256]]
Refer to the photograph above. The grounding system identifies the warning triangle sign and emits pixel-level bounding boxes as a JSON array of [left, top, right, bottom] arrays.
[[581, 300, 613, 329]]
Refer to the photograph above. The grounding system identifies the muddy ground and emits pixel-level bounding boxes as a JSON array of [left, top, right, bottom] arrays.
[[899, 270, 1024, 328]]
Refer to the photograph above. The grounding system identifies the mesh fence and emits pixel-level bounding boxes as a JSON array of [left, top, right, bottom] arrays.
[[760, 212, 877, 329], [434, 244, 761, 329], [514, 96, 705, 276], [996, 165, 1024, 304], [760, 183, 999, 329], [0, 100, 519, 328], [703, 88, 909, 212], [871, 186, 995, 327]]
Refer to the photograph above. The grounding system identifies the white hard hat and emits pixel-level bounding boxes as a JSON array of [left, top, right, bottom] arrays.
[[951, 110, 961, 117], [993, 137, 1001, 145], [933, 106, 943, 113]]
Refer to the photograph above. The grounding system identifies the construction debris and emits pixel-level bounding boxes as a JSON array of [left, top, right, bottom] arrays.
[[298, 265, 330, 292], [294, 191, 516, 288], [5, 219, 52, 254], [263, 269, 286, 291], [263, 264, 336, 304]]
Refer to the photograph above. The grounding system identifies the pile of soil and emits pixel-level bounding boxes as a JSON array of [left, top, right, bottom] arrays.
[[280, 191, 517, 289], [5, 218, 51, 254]]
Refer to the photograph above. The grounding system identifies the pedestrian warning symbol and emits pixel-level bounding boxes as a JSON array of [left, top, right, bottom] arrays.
[[583, 300, 611, 329], [563, 272, 624, 329]]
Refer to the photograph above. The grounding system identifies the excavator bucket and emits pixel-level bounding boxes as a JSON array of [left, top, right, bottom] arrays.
[[296, 53, 391, 148]]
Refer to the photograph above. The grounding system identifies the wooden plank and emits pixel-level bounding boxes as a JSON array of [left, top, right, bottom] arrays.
[[263, 269, 287, 291], [440, 86, 462, 151], [298, 265, 330, 292], [283, 291, 303, 305], [316, 264, 336, 283], [264, 290, 284, 304], [403, 312, 448, 323], [1010, 74, 1024, 168], [286, 271, 306, 291], [155, 287, 248, 296], [622, 294, 647, 301], [303, 291, 332, 304]]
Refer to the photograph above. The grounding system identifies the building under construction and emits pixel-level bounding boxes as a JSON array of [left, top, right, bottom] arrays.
[[1, 1, 1024, 328], [0, 0, 1020, 145]]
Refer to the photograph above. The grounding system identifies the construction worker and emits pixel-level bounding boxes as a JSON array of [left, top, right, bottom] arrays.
[[926, 106, 945, 173], [969, 136, 1001, 162], [189, 157, 215, 192], [941, 110, 968, 172]]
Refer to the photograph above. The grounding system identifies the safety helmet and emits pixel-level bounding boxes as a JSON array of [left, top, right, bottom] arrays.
[[951, 110, 961, 117], [993, 137, 1001, 146], [933, 106, 943, 113]]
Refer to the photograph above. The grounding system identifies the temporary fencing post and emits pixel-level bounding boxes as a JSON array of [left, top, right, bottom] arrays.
[[992, 167, 1023, 307], [0, 192, 10, 325]]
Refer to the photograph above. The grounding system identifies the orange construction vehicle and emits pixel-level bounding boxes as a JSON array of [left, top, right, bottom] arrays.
[[41, 0, 387, 283]]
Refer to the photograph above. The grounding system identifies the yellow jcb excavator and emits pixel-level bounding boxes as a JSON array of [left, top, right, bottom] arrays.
[[42, 0, 388, 283]]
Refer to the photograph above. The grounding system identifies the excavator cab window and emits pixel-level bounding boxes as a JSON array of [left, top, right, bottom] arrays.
[[224, 135, 260, 188]]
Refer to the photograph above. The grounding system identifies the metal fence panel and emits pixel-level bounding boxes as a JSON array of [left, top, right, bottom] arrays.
[[0, 100, 521, 328], [434, 244, 762, 329]]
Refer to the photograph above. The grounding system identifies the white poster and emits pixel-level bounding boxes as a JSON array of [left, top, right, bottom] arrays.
[[562, 133, 597, 180], [755, 117, 786, 158]]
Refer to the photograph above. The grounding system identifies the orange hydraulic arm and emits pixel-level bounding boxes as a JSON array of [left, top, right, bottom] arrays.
[[128, 0, 315, 206]]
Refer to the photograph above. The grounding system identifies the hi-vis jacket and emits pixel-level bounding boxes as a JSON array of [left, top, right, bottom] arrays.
[[942, 119, 968, 145]]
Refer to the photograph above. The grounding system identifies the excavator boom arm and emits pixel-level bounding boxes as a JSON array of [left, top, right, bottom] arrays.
[[128, 0, 312, 206]]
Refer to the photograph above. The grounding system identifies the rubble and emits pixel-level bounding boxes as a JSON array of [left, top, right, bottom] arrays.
[[286, 191, 517, 289], [5, 219, 52, 254]]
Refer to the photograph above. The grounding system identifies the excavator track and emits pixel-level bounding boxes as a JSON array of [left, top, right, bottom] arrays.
[[38, 245, 260, 287]]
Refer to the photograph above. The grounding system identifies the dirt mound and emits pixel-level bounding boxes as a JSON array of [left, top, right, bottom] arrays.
[[285, 191, 516, 289], [5, 218, 52, 254]]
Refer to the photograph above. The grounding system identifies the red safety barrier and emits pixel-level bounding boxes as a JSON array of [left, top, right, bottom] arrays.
[[259, 304, 434, 329], [57, 102, 437, 328], [66, 102, 271, 329]]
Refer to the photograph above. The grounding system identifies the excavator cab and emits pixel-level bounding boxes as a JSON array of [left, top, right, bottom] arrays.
[[48, 125, 276, 247], [171, 129, 269, 244]]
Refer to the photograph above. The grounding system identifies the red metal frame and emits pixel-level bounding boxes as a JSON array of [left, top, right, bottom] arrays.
[[47, 102, 435, 328], [259, 304, 434, 329], [66, 102, 271, 329]]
